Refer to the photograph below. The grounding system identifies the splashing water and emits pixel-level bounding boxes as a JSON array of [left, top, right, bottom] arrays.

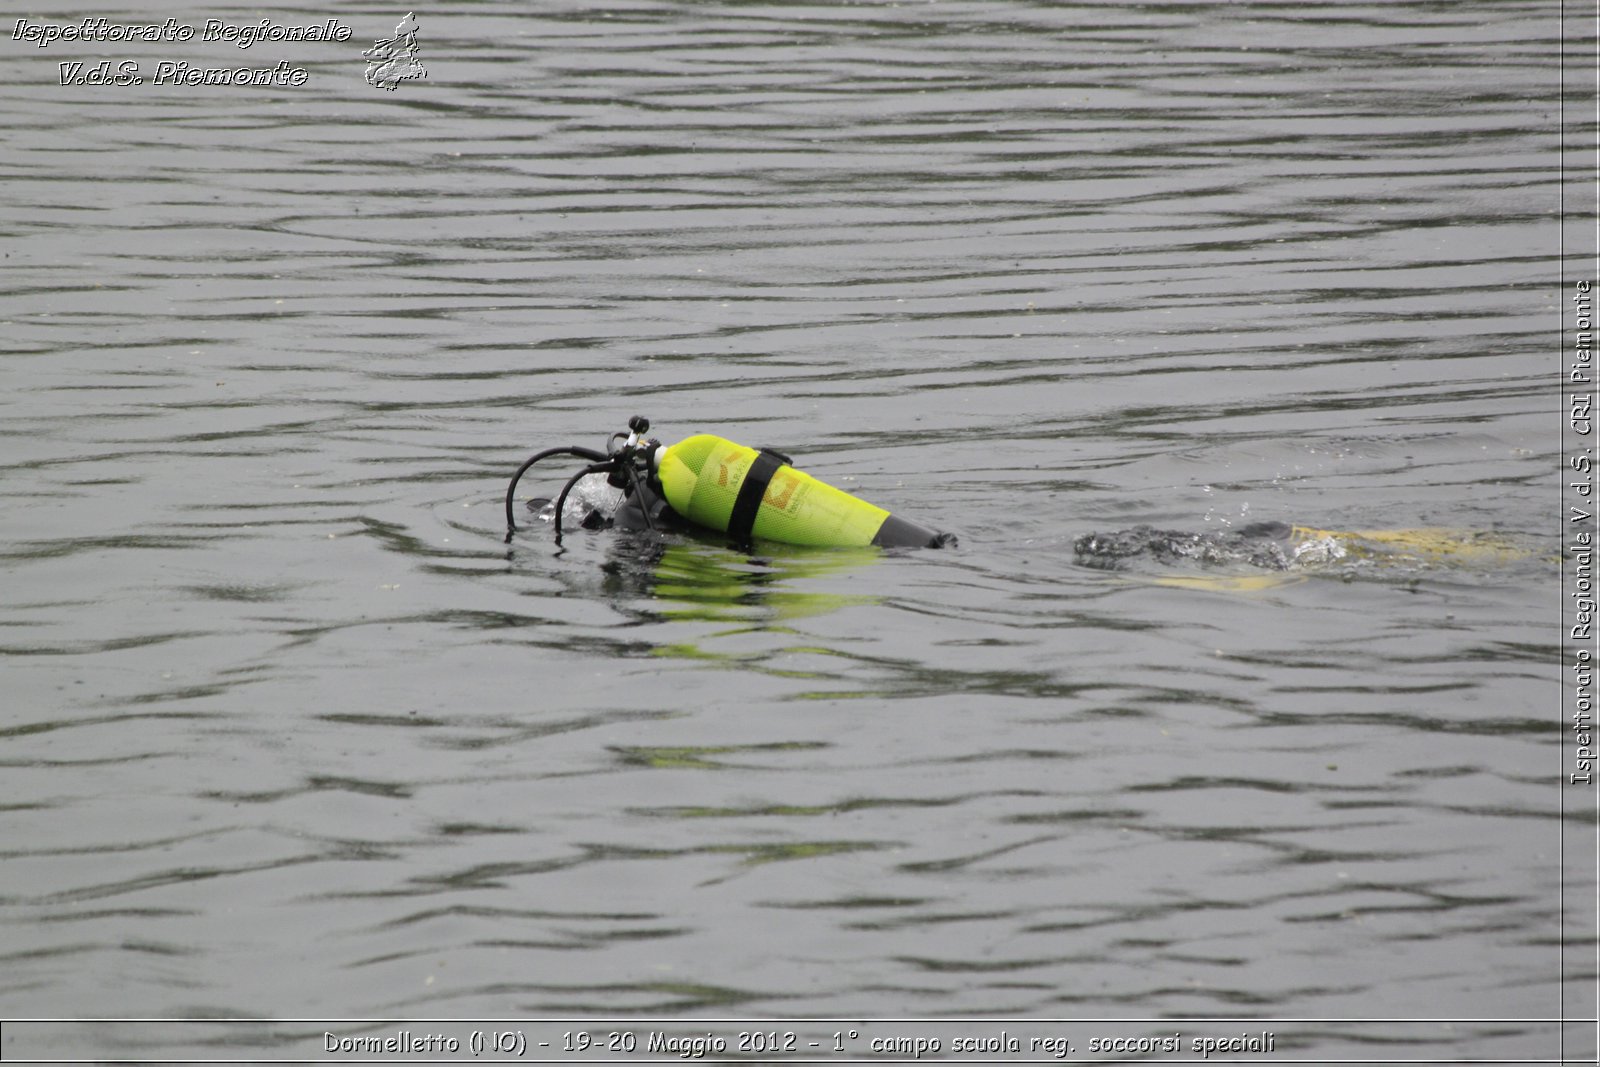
[[528, 473, 625, 528], [1074, 522, 1303, 570]]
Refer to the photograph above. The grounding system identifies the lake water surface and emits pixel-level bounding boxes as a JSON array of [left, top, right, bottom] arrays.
[[0, 1, 1590, 1062]]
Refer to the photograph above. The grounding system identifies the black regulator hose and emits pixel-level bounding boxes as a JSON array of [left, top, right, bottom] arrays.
[[505, 445, 611, 537], [619, 460, 656, 533]]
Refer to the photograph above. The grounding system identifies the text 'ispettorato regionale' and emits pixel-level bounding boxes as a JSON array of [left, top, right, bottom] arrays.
[[11, 17, 352, 49]]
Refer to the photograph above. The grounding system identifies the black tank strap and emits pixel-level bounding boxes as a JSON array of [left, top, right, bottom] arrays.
[[727, 449, 787, 546]]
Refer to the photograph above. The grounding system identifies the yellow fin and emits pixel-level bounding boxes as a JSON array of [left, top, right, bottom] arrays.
[[1288, 526, 1533, 563]]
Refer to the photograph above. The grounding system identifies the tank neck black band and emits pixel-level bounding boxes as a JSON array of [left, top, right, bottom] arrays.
[[727, 449, 787, 547]]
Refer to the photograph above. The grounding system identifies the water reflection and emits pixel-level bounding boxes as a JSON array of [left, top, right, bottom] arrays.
[[637, 540, 879, 623]]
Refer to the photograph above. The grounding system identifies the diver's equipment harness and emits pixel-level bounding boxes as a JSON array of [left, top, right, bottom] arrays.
[[505, 416, 953, 549]]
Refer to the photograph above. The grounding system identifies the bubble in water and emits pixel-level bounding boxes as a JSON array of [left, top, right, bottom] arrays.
[[1291, 535, 1346, 565], [531, 473, 624, 526]]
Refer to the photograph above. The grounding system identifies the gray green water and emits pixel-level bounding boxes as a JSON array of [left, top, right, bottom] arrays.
[[0, 1, 1590, 1062]]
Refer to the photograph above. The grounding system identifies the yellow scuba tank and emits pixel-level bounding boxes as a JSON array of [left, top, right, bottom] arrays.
[[651, 434, 952, 548]]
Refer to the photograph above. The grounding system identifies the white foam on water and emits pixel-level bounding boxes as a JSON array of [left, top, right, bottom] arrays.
[[532, 472, 625, 525]]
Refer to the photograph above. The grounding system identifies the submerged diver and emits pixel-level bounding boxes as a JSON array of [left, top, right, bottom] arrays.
[[1071, 521, 1533, 571], [508, 417, 1527, 571]]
